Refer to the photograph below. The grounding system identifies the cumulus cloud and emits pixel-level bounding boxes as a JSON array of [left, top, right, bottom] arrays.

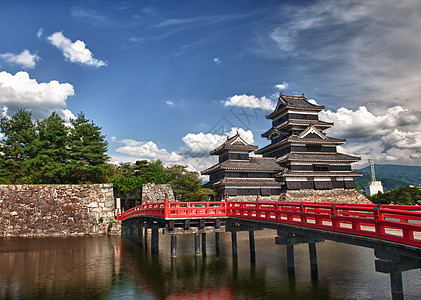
[[47, 32, 107, 67], [224, 94, 275, 111], [111, 127, 254, 173], [275, 81, 289, 90], [0, 50, 40, 69], [181, 127, 254, 157], [166, 100, 175, 106], [0, 71, 74, 119], [320, 105, 421, 166]]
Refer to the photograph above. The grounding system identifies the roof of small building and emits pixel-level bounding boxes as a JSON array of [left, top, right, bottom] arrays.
[[210, 132, 258, 155], [201, 157, 282, 175], [204, 177, 284, 188], [266, 92, 324, 120]]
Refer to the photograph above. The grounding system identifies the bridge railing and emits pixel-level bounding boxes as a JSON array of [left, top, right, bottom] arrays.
[[116, 200, 421, 247], [225, 201, 421, 247]]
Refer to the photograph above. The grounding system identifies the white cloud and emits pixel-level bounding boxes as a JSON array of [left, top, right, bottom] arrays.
[[0, 71, 74, 119], [47, 32, 107, 68], [224, 94, 275, 110], [213, 57, 222, 65], [0, 50, 40, 69], [308, 98, 318, 105], [111, 127, 254, 173], [275, 81, 289, 90], [181, 127, 254, 156], [37, 28, 43, 38], [321, 104, 421, 166], [166, 100, 175, 106]]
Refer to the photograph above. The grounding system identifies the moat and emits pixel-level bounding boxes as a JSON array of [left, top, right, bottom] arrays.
[[1, 231, 420, 299]]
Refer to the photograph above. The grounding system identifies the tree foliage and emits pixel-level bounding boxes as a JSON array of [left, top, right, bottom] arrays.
[[368, 187, 421, 205], [0, 109, 110, 184], [112, 161, 216, 201]]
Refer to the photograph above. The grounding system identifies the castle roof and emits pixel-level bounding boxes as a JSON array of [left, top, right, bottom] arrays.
[[275, 170, 362, 178], [266, 92, 324, 120], [262, 119, 334, 138], [276, 152, 361, 164], [201, 157, 282, 175], [210, 132, 258, 155], [204, 177, 284, 188]]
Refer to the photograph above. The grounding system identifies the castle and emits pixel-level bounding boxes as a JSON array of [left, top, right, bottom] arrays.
[[202, 92, 369, 203]]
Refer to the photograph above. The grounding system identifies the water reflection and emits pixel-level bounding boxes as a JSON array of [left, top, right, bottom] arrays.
[[0, 230, 420, 299]]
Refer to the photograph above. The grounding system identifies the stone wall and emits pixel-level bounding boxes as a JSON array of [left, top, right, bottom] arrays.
[[142, 184, 175, 203], [0, 184, 118, 238], [226, 189, 371, 204]]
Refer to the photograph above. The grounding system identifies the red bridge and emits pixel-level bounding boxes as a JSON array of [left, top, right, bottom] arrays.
[[118, 200, 421, 300]]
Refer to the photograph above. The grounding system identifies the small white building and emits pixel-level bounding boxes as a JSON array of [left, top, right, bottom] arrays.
[[368, 180, 384, 196], [367, 159, 384, 196]]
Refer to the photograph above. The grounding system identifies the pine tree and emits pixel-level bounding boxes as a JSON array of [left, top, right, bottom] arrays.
[[0, 109, 36, 183], [68, 112, 110, 183], [32, 112, 70, 183]]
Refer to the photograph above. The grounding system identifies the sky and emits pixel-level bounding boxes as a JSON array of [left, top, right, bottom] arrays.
[[0, 0, 421, 172]]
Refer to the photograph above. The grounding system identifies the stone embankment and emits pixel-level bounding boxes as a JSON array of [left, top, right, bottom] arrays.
[[227, 189, 372, 204], [0, 184, 121, 238]]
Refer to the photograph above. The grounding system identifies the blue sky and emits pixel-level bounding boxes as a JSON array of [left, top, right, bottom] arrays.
[[1, 0, 421, 171]]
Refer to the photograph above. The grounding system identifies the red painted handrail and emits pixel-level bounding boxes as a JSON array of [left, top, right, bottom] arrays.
[[116, 200, 421, 247]]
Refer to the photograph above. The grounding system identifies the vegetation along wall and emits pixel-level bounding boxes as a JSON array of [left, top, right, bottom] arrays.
[[0, 184, 117, 237]]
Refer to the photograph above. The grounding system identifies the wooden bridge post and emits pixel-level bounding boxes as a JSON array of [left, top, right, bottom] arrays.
[[231, 231, 238, 259], [171, 235, 177, 258], [287, 243, 295, 274], [195, 233, 201, 256], [390, 272, 404, 300], [138, 224, 144, 247], [309, 242, 318, 280], [144, 227, 148, 251], [150, 227, 159, 253], [249, 230, 256, 263], [215, 232, 220, 255], [202, 233, 207, 255]]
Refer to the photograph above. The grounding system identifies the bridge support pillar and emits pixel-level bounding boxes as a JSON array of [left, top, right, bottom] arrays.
[[195, 233, 201, 256], [151, 227, 159, 253], [144, 227, 148, 251], [390, 272, 404, 300], [286, 244, 295, 274], [231, 231, 238, 259], [249, 231, 256, 263], [138, 225, 143, 247], [171, 235, 177, 258], [309, 242, 318, 280], [202, 233, 207, 255], [215, 232, 220, 255]]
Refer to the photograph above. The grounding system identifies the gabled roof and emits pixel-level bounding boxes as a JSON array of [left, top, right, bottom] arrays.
[[298, 124, 327, 139], [266, 92, 324, 120], [201, 157, 282, 175], [210, 132, 257, 155], [262, 119, 333, 138]]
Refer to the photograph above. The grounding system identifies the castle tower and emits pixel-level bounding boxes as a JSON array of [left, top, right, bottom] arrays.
[[255, 92, 361, 191], [201, 132, 282, 200]]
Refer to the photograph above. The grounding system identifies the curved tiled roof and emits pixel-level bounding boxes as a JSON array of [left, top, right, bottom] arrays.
[[276, 152, 360, 164], [210, 132, 257, 155], [266, 93, 324, 120], [201, 157, 282, 175]]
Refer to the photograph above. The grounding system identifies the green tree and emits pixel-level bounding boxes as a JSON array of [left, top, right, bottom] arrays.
[[68, 112, 110, 183], [32, 112, 70, 183], [165, 165, 216, 201], [0, 109, 36, 183]]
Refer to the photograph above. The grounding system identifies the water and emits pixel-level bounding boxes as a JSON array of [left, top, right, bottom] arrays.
[[0, 230, 420, 299]]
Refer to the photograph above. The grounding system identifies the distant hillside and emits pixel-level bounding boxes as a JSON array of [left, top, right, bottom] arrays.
[[353, 164, 421, 193]]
